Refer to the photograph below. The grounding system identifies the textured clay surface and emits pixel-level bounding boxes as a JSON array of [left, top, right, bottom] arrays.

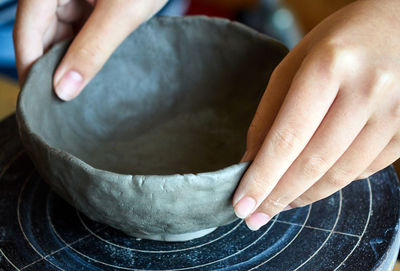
[[17, 16, 288, 241]]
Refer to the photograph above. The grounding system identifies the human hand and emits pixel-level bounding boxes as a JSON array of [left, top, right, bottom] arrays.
[[13, 0, 167, 100], [233, 0, 400, 230]]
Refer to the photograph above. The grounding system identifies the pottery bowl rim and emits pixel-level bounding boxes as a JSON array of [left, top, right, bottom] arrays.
[[17, 16, 287, 181], [16, 16, 288, 241]]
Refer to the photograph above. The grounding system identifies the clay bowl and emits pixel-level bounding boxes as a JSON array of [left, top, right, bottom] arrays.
[[17, 16, 287, 241]]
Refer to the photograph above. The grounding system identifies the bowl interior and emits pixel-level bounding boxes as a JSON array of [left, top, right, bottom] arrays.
[[21, 18, 285, 175]]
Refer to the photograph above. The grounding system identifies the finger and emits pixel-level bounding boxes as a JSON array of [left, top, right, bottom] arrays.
[[53, 0, 167, 101], [56, 0, 92, 23], [233, 48, 341, 219], [291, 79, 399, 207], [242, 46, 307, 162], [245, 84, 374, 229], [358, 135, 400, 179], [43, 16, 58, 51], [13, 0, 57, 84], [53, 22, 75, 44], [290, 120, 394, 208], [245, 65, 397, 229], [43, 20, 75, 53]]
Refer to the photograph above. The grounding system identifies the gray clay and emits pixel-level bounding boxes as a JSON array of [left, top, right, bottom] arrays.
[[17, 16, 288, 241]]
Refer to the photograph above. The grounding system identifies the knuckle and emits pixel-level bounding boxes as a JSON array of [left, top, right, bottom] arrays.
[[328, 166, 352, 182], [324, 168, 353, 187], [270, 128, 300, 155], [249, 181, 270, 200], [301, 155, 330, 179], [259, 197, 286, 217], [313, 41, 357, 79], [374, 68, 395, 86], [365, 68, 395, 99], [242, 172, 270, 200], [75, 45, 104, 68]]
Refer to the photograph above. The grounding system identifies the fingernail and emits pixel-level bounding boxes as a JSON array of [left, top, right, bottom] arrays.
[[234, 196, 256, 219], [55, 70, 83, 101], [246, 212, 271, 231]]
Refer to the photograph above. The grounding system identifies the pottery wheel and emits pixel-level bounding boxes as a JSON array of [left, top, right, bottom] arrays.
[[1, 115, 400, 271]]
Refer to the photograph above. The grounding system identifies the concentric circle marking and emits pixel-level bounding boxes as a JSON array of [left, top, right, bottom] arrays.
[[0, 151, 24, 178], [2, 150, 377, 271], [18, 171, 312, 271], [0, 151, 24, 271], [1, 117, 396, 271], [247, 204, 312, 270], [17, 172, 66, 271], [0, 248, 20, 271], [291, 190, 343, 271], [48, 187, 302, 271], [333, 178, 373, 271], [77, 210, 244, 253]]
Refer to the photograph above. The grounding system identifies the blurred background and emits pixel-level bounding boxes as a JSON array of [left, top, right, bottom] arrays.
[[0, 0, 351, 119], [0, 0, 358, 114], [1, 0, 399, 269], [0, 0, 304, 118]]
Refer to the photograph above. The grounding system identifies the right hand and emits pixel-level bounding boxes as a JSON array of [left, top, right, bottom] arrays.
[[13, 0, 167, 100]]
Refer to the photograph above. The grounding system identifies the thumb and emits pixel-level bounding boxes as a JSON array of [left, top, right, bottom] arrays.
[[53, 0, 164, 101]]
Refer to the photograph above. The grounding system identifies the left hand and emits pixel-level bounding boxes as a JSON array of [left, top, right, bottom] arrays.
[[13, 0, 167, 100], [233, 0, 400, 230]]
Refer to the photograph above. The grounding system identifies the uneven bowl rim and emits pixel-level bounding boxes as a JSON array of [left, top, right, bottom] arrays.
[[17, 16, 288, 182]]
